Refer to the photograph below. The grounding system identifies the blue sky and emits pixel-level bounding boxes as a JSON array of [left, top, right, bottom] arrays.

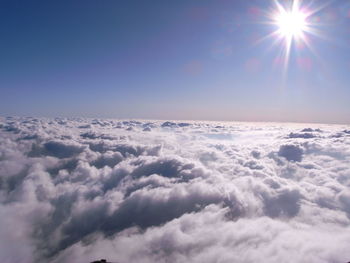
[[1, 0, 349, 124]]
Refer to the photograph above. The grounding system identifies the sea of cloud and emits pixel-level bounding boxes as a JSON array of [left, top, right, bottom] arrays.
[[0, 116, 350, 263]]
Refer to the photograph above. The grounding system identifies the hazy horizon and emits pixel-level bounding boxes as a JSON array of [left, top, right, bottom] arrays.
[[3, 114, 350, 126]]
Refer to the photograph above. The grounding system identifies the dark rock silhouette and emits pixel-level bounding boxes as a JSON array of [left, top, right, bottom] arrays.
[[90, 260, 118, 263]]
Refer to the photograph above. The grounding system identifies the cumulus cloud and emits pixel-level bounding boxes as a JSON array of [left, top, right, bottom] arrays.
[[278, 144, 304, 162], [0, 117, 350, 263], [288, 132, 316, 139]]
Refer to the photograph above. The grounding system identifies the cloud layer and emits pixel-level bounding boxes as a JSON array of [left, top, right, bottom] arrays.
[[1, 117, 350, 263]]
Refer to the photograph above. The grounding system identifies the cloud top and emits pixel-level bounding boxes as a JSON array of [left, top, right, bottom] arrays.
[[0, 117, 350, 263]]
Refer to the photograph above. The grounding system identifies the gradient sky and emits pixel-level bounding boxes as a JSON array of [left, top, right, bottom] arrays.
[[1, 0, 350, 124]]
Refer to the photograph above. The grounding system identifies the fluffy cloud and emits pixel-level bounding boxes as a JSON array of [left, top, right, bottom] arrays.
[[0, 117, 350, 263]]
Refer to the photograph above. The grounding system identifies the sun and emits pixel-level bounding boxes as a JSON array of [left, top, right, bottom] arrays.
[[255, 0, 325, 74], [275, 10, 307, 39], [258, 0, 321, 74]]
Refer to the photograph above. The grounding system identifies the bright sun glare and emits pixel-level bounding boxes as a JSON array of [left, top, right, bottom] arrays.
[[276, 10, 307, 39], [261, 0, 322, 73]]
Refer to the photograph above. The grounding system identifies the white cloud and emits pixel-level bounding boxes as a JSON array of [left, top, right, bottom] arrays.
[[0, 117, 350, 263]]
